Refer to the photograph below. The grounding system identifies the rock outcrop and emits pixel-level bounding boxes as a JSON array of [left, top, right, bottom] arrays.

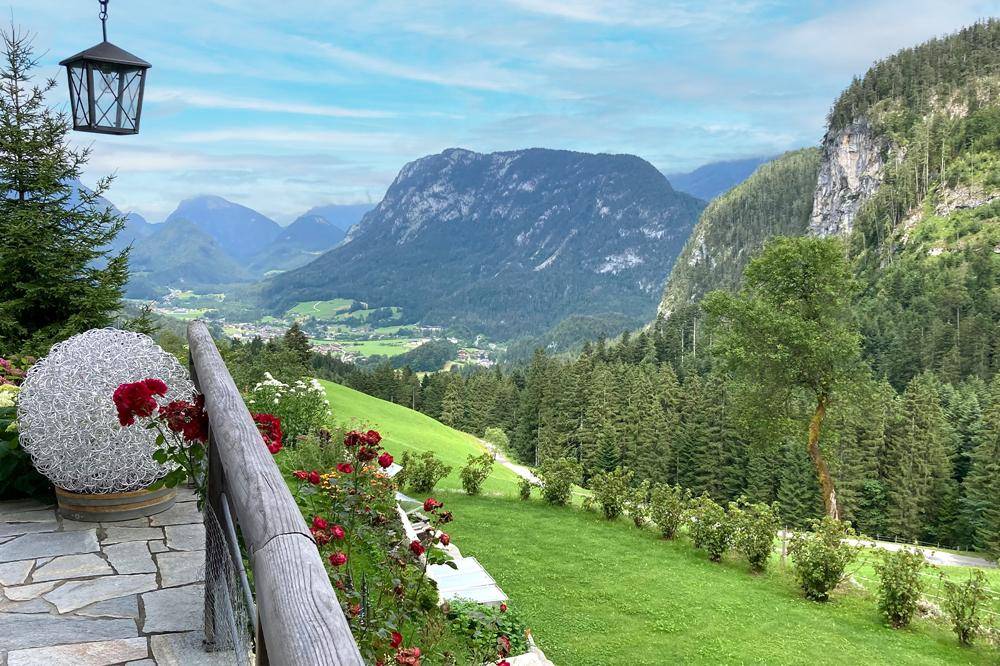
[[808, 120, 886, 237]]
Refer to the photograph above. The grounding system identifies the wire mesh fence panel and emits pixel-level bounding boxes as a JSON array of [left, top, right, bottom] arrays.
[[204, 501, 254, 665]]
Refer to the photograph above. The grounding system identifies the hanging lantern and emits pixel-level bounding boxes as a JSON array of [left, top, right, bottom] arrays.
[[59, 0, 151, 135]]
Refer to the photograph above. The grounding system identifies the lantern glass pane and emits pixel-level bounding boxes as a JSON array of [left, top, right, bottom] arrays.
[[68, 63, 89, 127], [93, 63, 143, 132]]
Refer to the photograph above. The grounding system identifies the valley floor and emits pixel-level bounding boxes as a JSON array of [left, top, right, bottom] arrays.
[[320, 380, 1000, 665]]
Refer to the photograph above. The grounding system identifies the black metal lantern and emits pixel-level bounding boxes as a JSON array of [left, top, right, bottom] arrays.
[[59, 0, 151, 135]]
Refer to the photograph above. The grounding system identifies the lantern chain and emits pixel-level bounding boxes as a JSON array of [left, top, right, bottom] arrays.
[[99, 0, 109, 41]]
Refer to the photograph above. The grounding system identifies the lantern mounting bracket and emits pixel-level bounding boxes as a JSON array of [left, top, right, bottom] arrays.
[[100, 0, 109, 41]]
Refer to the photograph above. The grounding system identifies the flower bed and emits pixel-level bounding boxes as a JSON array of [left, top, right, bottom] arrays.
[[279, 427, 527, 665]]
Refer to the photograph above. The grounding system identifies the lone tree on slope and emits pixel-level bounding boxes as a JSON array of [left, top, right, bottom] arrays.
[[703, 236, 864, 519]]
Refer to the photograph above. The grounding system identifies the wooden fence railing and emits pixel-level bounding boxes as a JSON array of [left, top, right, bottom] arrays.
[[188, 321, 364, 665]]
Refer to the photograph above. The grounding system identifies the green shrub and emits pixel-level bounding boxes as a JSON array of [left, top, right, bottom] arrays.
[[626, 480, 651, 528], [446, 598, 529, 665], [687, 495, 733, 562], [538, 458, 580, 506], [0, 386, 51, 501], [275, 425, 346, 474], [401, 450, 453, 494], [873, 547, 924, 628], [245, 374, 331, 444], [460, 452, 495, 496], [589, 467, 633, 520], [483, 427, 510, 451], [788, 517, 860, 601], [518, 477, 533, 501], [941, 570, 991, 646], [729, 499, 781, 573], [649, 484, 689, 539]]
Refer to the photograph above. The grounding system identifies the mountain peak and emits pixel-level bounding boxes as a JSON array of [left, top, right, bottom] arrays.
[[264, 147, 705, 338], [165, 195, 281, 261]]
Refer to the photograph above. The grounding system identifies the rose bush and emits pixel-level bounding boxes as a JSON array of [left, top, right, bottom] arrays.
[[115, 379, 282, 505], [538, 458, 580, 506], [589, 467, 632, 520], [873, 547, 924, 628], [285, 429, 468, 664]]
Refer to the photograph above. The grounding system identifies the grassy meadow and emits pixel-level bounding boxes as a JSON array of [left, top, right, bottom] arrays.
[[318, 379, 999, 665]]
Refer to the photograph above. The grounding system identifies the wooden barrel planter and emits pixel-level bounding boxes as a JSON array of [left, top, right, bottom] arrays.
[[55, 485, 176, 522]]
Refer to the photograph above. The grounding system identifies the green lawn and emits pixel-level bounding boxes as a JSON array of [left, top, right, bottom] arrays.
[[318, 380, 1000, 665], [287, 298, 354, 319]]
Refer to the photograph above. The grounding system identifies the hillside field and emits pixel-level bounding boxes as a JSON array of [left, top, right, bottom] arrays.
[[318, 380, 1000, 665]]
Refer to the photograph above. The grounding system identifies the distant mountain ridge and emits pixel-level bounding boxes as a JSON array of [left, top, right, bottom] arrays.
[[248, 213, 347, 274], [667, 156, 774, 201], [164, 195, 283, 261], [262, 147, 705, 337]]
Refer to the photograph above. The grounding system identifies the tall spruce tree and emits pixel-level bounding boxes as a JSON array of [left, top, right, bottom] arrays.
[[963, 374, 1000, 557], [0, 29, 128, 354]]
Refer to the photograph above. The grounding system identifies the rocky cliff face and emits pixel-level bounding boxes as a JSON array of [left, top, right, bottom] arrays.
[[263, 147, 705, 337], [808, 120, 885, 237]]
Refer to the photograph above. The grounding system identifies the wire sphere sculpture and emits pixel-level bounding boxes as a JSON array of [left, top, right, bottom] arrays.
[[17, 328, 195, 493]]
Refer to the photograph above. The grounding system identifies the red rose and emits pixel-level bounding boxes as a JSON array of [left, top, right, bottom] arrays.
[[438, 511, 453, 524], [357, 447, 377, 462], [395, 647, 421, 666], [344, 431, 364, 448], [308, 471, 322, 485], [390, 631, 403, 649], [498, 634, 511, 657], [500, 602, 507, 613], [314, 531, 331, 546], [252, 413, 283, 454], [329, 551, 348, 567], [497, 661, 510, 666], [365, 429, 382, 446], [331, 524, 346, 540], [113, 381, 162, 426], [408, 540, 425, 556], [312, 516, 328, 531], [143, 378, 168, 396], [378, 452, 394, 469], [293, 470, 308, 480], [438, 533, 450, 546], [336, 462, 354, 474], [423, 498, 442, 512]]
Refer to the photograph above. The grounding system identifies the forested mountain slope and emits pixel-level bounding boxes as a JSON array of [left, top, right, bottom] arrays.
[[658, 19, 1000, 388], [658, 148, 821, 316], [261, 148, 705, 338]]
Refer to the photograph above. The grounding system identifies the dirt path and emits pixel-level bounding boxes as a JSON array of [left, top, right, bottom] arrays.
[[478, 439, 540, 485]]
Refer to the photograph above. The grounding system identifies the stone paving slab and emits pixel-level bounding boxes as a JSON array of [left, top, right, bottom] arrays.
[[0, 612, 139, 651], [141, 583, 205, 633], [0, 497, 229, 665], [104, 541, 156, 575], [6, 637, 149, 666], [0, 530, 99, 563], [33, 554, 113, 582]]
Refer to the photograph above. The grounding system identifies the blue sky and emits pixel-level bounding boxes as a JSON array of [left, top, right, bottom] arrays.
[[8, 0, 998, 223]]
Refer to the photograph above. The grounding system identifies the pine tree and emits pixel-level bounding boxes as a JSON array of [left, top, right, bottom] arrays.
[[963, 375, 1000, 557], [283, 322, 312, 364], [512, 349, 548, 465], [439, 379, 466, 429], [776, 441, 823, 529], [0, 29, 128, 354], [885, 372, 957, 542]]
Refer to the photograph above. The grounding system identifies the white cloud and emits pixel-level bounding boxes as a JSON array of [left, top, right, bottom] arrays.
[[144, 88, 396, 118]]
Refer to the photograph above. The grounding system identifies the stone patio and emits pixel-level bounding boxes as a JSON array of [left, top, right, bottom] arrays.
[[0, 489, 234, 666]]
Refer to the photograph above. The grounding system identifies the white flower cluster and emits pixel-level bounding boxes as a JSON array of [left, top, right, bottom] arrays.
[[246, 372, 331, 443]]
